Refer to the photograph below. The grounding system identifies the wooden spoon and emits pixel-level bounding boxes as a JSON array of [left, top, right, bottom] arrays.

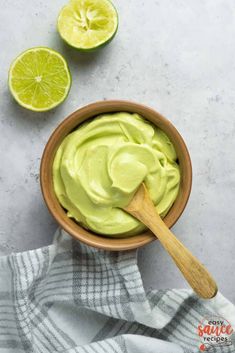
[[124, 184, 218, 299]]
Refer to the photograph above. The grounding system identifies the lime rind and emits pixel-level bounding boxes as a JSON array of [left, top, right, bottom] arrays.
[[8, 47, 72, 112], [57, 0, 118, 51]]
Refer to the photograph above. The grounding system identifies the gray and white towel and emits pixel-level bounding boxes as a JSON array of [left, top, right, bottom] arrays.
[[0, 229, 234, 353]]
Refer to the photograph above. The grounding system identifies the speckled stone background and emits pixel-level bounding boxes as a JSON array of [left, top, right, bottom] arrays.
[[0, 0, 235, 303]]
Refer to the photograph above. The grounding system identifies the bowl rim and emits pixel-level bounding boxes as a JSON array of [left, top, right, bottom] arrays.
[[40, 100, 192, 251]]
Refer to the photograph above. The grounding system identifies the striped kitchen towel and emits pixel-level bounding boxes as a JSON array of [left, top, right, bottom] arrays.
[[0, 229, 234, 353]]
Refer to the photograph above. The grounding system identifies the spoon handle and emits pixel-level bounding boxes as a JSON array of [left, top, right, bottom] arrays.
[[125, 184, 218, 299]]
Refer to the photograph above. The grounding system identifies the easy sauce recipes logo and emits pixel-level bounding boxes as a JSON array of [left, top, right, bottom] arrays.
[[198, 316, 233, 351]]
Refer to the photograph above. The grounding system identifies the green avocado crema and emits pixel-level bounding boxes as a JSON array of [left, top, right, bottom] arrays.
[[53, 112, 181, 237]]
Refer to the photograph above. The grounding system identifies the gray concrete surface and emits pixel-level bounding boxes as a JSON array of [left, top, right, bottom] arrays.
[[0, 0, 234, 303]]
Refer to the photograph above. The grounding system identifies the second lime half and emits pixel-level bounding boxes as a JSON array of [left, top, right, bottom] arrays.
[[57, 0, 118, 51], [8, 47, 71, 112]]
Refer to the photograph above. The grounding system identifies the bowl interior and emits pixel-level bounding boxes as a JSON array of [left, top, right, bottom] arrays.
[[40, 101, 192, 251]]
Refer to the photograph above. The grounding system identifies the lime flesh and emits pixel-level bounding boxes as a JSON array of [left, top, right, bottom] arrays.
[[8, 47, 71, 112], [57, 0, 118, 51]]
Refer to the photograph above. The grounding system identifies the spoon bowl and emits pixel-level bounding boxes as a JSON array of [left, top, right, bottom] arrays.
[[40, 100, 192, 251]]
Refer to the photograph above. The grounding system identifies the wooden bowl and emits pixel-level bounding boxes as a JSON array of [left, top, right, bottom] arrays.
[[40, 100, 192, 251]]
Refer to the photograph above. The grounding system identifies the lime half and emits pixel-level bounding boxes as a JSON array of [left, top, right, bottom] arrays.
[[8, 47, 71, 112], [57, 0, 118, 51]]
